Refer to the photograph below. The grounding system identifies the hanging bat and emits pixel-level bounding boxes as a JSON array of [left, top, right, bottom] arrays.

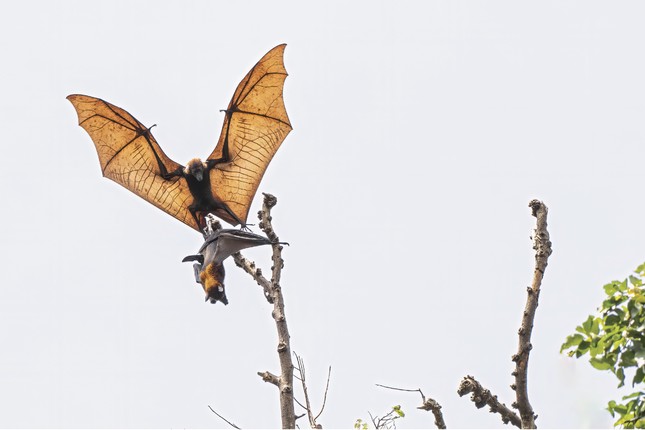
[[67, 44, 292, 231], [182, 228, 287, 304]]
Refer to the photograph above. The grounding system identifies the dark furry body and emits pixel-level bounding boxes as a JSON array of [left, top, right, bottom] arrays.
[[169, 159, 243, 229]]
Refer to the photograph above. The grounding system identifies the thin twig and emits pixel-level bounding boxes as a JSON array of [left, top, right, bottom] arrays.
[[294, 396, 308, 411], [457, 375, 521, 428], [208, 405, 241, 429], [314, 366, 332, 421], [511, 200, 552, 428], [376, 384, 425, 397], [293, 352, 327, 428], [369, 409, 400, 429], [294, 352, 316, 428], [368, 411, 379, 429], [376, 384, 446, 429]]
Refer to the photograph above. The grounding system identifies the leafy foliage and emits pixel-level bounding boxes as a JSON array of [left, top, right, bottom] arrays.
[[562, 263, 645, 428], [354, 406, 405, 429], [354, 418, 369, 430]]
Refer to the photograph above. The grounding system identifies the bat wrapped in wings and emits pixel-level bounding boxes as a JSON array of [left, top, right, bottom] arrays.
[[182, 226, 287, 304], [67, 44, 292, 231]]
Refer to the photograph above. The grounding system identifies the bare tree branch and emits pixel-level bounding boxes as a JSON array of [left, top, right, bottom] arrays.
[[258, 370, 280, 387], [376, 384, 446, 429], [247, 193, 295, 429], [458, 200, 551, 428], [418, 398, 446, 430], [511, 200, 552, 428], [457, 375, 521, 428], [232, 252, 273, 303], [208, 405, 241, 429]]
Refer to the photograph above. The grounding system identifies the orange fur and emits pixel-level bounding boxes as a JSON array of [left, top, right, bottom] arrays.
[[199, 262, 226, 297]]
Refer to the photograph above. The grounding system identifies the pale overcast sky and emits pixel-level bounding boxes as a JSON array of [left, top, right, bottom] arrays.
[[2, 1, 644, 428]]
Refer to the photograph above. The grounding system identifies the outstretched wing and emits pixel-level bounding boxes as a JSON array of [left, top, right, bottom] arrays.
[[67, 94, 200, 231], [207, 44, 292, 225]]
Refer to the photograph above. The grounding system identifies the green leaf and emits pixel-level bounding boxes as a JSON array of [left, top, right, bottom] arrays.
[[590, 357, 613, 370], [635, 263, 645, 276], [617, 411, 635, 427], [609, 400, 618, 416], [591, 317, 601, 335], [629, 300, 643, 319], [582, 315, 595, 334], [591, 337, 609, 357], [576, 340, 591, 357], [606, 313, 621, 327], [615, 404, 629, 415], [622, 350, 638, 368], [606, 282, 621, 296], [618, 367, 626, 387], [631, 275, 643, 288], [561, 334, 584, 352], [604, 297, 618, 309], [623, 392, 645, 401]]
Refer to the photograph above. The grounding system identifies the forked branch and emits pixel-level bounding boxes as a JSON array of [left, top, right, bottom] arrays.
[[459, 200, 552, 428]]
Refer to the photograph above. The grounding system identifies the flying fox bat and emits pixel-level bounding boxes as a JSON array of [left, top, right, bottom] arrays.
[[182, 229, 286, 304], [67, 44, 292, 231]]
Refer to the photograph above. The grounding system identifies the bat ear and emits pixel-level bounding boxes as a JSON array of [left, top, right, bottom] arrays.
[[182, 254, 204, 264]]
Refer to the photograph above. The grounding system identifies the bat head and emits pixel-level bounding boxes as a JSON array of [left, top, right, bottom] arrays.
[[184, 158, 208, 182], [199, 262, 228, 305]]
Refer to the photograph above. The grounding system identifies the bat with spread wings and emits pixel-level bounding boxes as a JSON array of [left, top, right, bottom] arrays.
[[67, 44, 292, 231]]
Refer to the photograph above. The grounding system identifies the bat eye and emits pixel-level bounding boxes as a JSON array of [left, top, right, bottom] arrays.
[[217, 286, 224, 293]]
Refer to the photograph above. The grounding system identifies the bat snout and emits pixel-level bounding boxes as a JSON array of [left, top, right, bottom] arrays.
[[185, 158, 206, 181], [205, 285, 229, 305]]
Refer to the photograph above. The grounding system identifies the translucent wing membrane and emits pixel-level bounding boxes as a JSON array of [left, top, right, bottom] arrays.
[[67, 95, 200, 231], [68, 44, 292, 230], [208, 44, 292, 225]]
